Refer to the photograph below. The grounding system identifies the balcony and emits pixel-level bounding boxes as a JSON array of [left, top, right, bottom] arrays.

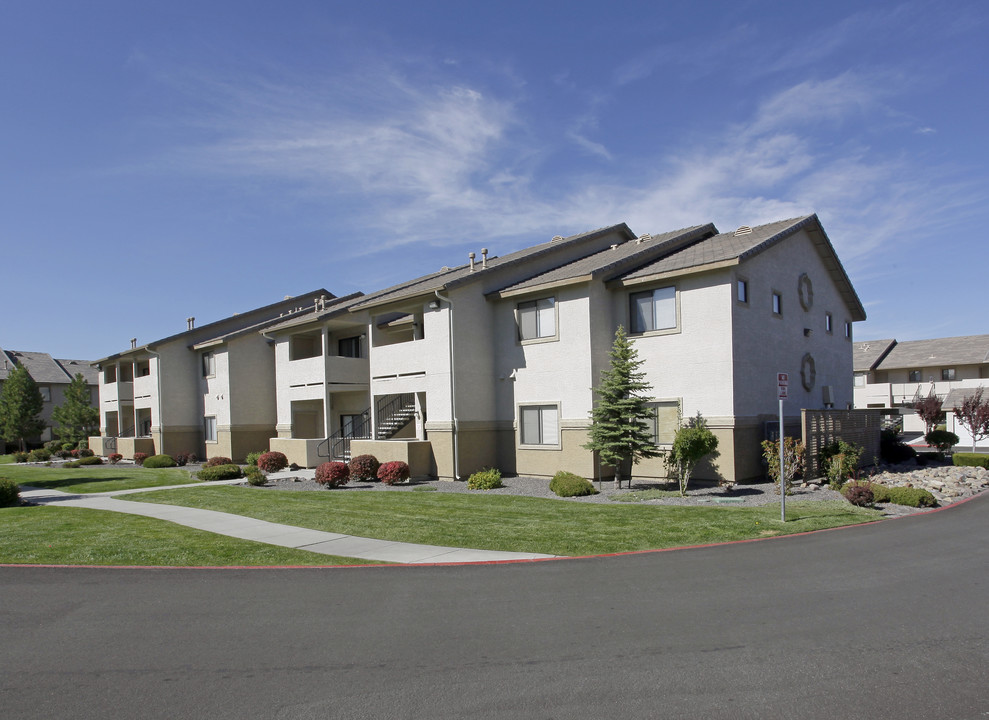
[[856, 378, 988, 408], [370, 340, 427, 379], [101, 381, 134, 405]]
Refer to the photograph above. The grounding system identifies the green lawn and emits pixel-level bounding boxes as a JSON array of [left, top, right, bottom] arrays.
[[0, 506, 381, 566], [125, 486, 882, 556], [0, 454, 15, 465], [1, 464, 201, 494]]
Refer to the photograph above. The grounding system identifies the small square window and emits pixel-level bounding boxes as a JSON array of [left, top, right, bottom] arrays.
[[202, 351, 216, 377], [737, 280, 748, 304], [772, 292, 782, 315], [941, 368, 956, 381], [204, 416, 217, 442], [39, 386, 51, 402], [825, 313, 833, 333], [908, 370, 922, 382], [519, 405, 559, 446], [854, 374, 866, 387], [518, 297, 557, 341]]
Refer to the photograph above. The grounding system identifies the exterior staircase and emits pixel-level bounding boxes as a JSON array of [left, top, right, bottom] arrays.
[[318, 393, 416, 462]]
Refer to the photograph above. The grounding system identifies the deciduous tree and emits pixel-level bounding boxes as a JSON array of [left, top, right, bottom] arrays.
[[953, 387, 989, 453], [914, 389, 943, 435], [666, 412, 719, 496]]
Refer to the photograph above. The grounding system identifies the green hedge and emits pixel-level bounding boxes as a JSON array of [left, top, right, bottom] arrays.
[[842, 481, 937, 508], [953, 453, 989, 469], [549, 471, 599, 497], [197, 464, 243, 482], [467, 468, 503, 490], [143, 454, 177, 469], [0, 477, 20, 507]]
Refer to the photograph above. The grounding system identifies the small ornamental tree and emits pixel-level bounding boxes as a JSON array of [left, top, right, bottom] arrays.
[[583, 326, 662, 488], [666, 413, 719, 496], [953, 386, 989, 453], [0, 365, 45, 452], [914, 389, 943, 435], [51, 373, 99, 445]]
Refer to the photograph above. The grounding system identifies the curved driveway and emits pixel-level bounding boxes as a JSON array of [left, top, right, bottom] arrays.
[[3, 495, 987, 719]]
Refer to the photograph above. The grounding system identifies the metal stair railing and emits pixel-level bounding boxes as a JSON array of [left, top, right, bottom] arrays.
[[317, 394, 417, 461], [374, 393, 416, 439]]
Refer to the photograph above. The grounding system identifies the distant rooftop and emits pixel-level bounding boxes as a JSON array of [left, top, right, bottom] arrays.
[[876, 334, 989, 370]]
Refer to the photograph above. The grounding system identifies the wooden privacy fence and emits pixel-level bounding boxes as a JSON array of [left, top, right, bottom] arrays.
[[802, 409, 882, 480]]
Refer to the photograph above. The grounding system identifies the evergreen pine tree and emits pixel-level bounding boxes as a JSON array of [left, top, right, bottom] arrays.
[[584, 326, 661, 488], [0, 364, 45, 452], [52, 373, 99, 445]]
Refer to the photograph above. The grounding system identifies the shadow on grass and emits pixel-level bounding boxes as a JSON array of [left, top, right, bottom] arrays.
[[19, 475, 136, 490]]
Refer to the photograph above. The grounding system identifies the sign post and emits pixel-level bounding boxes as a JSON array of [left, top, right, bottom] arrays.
[[777, 373, 788, 522]]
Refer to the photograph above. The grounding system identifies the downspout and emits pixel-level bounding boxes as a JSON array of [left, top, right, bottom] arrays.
[[434, 289, 460, 480]]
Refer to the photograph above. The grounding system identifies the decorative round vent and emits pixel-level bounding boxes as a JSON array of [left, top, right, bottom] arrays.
[[798, 273, 814, 311], [801, 353, 816, 391]]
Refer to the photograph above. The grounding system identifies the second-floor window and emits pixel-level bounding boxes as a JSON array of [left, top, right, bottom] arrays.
[[826, 313, 833, 334], [772, 292, 782, 315], [909, 370, 922, 382], [630, 286, 676, 334], [942, 368, 956, 381], [338, 336, 362, 358], [854, 373, 867, 387], [39, 386, 51, 402], [202, 351, 216, 377], [518, 297, 556, 341]]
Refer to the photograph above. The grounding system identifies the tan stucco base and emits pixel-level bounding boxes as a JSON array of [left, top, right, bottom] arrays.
[[116, 437, 156, 459], [349, 439, 434, 479], [212, 426, 275, 463], [269, 438, 326, 468], [154, 428, 205, 460]]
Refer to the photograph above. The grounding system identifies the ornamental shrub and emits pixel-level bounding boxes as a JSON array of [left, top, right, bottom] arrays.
[[549, 471, 598, 497], [133, 452, 149, 466], [880, 429, 917, 464], [245, 466, 267, 486], [761, 437, 805, 495], [55, 449, 73, 459], [143, 454, 177, 469], [885, 485, 938, 507], [108, 453, 123, 464], [78, 448, 94, 458], [44, 440, 62, 453], [924, 429, 959, 456], [377, 460, 410, 485], [315, 461, 350, 488], [467, 468, 503, 490], [953, 453, 989, 469], [197, 463, 243, 482], [13, 451, 28, 463], [820, 440, 863, 489], [27, 448, 51, 462], [205, 456, 233, 468], [62, 442, 76, 452], [841, 481, 874, 507], [65, 456, 103, 468], [173, 452, 192, 466], [257, 451, 288, 473], [245, 451, 264, 467], [0, 478, 20, 507], [349, 454, 380, 482]]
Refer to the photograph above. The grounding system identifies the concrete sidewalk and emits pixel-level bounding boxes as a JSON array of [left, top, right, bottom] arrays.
[[19, 485, 558, 565]]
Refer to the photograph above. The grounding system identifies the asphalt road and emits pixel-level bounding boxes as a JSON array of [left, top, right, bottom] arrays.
[[3, 496, 987, 719]]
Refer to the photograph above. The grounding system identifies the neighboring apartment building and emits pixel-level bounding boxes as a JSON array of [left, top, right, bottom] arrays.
[[265, 214, 864, 484], [0, 347, 98, 451], [853, 334, 989, 446], [90, 290, 333, 462]]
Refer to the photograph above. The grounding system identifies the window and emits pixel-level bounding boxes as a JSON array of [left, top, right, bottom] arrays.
[[772, 292, 782, 315], [630, 286, 676, 334], [737, 279, 748, 304], [202, 351, 215, 377], [39, 386, 51, 402], [204, 416, 217, 443], [338, 336, 362, 358], [645, 401, 680, 446], [825, 313, 833, 334], [518, 297, 556, 341], [908, 370, 922, 382], [942, 368, 956, 381], [844, 321, 852, 339], [519, 405, 559, 446], [854, 373, 867, 387]]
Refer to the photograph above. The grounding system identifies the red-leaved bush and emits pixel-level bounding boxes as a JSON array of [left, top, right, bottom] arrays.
[[205, 456, 233, 468], [377, 461, 410, 485], [257, 451, 289, 473], [315, 461, 350, 488], [348, 454, 380, 482], [108, 453, 123, 464], [133, 452, 149, 466]]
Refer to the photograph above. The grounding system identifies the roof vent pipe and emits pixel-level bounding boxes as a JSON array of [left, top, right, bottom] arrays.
[[131, 338, 137, 349], [468, 252, 476, 272], [481, 248, 488, 269], [187, 317, 195, 330]]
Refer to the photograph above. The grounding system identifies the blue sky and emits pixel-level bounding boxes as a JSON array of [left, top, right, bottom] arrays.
[[2, 0, 986, 360]]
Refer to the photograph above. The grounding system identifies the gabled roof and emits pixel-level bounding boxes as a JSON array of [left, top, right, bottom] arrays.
[[0, 350, 72, 384], [853, 339, 897, 372], [96, 289, 334, 363], [235, 292, 366, 337], [56, 358, 99, 384], [876, 334, 989, 370], [351, 224, 636, 310], [615, 215, 866, 322], [490, 224, 717, 298]]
